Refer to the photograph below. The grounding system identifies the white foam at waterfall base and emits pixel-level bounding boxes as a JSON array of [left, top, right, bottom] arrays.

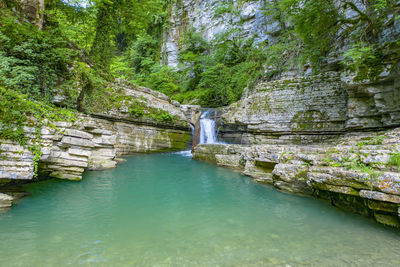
[[174, 150, 193, 157]]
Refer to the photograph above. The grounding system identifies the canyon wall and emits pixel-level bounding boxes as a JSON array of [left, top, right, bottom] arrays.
[[163, 0, 400, 144], [219, 69, 400, 144], [0, 82, 192, 182]]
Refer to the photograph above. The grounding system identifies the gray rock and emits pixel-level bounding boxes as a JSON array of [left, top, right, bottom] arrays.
[[88, 129, 114, 135], [0, 193, 13, 209], [359, 190, 400, 204], [222, 72, 348, 135], [68, 148, 92, 157], [162, 0, 273, 67], [64, 129, 93, 140], [60, 136, 94, 148]]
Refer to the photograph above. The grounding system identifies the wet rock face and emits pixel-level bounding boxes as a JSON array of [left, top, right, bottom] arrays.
[[193, 128, 400, 227]]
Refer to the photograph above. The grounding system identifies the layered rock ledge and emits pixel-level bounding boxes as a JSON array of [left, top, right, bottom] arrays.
[[193, 128, 400, 227], [0, 84, 193, 209], [219, 70, 400, 144], [0, 115, 191, 182]]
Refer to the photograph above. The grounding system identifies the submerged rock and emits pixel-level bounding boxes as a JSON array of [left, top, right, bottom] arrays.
[[0, 193, 13, 210]]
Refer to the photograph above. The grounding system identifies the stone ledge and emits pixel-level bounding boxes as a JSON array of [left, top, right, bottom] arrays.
[[1, 113, 191, 183], [193, 127, 400, 227], [359, 190, 400, 204]]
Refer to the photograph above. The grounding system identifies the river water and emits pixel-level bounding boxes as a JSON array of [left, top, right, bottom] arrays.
[[0, 153, 399, 266]]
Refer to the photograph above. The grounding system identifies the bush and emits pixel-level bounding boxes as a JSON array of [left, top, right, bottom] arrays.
[[0, 11, 74, 102], [128, 34, 161, 74], [0, 87, 77, 144], [197, 63, 233, 107], [342, 42, 384, 81], [144, 65, 180, 96]]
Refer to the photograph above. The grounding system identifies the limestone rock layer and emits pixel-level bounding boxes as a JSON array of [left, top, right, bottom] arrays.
[[194, 128, 400, 227]]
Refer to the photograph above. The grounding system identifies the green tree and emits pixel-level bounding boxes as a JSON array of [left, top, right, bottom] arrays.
[[178, 28, 210, 91], [89, 0, 117, 70]]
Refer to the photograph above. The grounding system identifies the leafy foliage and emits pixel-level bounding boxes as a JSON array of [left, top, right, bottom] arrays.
[[143, 65, 180, 96], [45, 0, 97, 51], [1, 0, 399, 112], [0, 7, 109, 109], [279, 0, 340, 66], [0, 10, 73, 101], [130, 25, 267, 107]]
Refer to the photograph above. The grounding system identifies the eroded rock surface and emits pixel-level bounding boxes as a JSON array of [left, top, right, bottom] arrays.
[[0, 193, 13, 211], [0, 114, 191, 182], [221, 70, 400, 143]]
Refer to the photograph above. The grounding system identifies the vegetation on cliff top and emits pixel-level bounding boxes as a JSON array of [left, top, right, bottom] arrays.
[[124, 0, 400, 106], [0, 0, 399, 111]]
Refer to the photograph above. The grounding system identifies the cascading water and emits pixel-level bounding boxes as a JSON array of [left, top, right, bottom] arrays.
[[199, 110, 219, 144]]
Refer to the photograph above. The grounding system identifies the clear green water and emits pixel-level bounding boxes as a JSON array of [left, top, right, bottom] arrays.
[[0, 153, 399, 266]]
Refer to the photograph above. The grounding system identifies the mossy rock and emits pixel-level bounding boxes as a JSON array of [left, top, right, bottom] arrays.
[[374, 213, 400, 227], [167, 131, 191, 150]]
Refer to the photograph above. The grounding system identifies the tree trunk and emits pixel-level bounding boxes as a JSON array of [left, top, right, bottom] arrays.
[[36, 0, 44, 30]]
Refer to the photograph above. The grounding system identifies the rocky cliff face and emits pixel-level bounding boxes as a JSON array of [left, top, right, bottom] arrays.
[[205, 44, 400, 228], [162, 0, 274, 67], [1, 82, 191, 180], [163, 0, 400, 142], [163, 0, 400, 68], [220, 69, 400, 144]]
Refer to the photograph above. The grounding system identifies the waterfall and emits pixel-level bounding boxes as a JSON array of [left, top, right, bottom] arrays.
[[199, 110, 218, 144]]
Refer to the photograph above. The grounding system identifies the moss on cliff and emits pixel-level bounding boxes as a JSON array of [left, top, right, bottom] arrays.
[[167, 131, 191, 151], [290, 110, 329, 131]]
